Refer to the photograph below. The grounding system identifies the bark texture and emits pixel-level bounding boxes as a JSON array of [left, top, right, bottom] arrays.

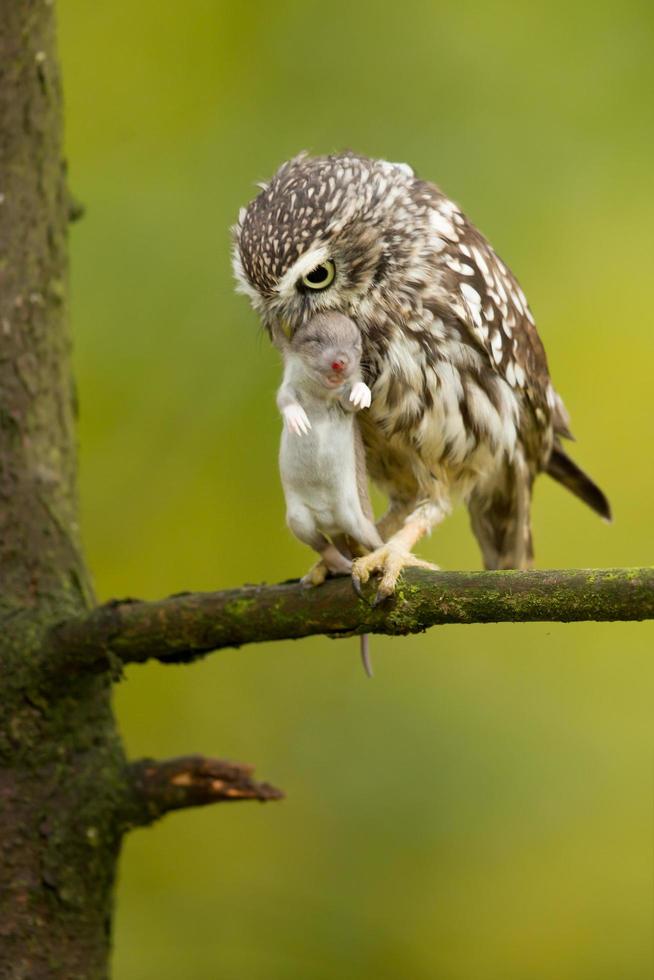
[[46, 567, 654, 669], [0, 4, 128, 977], [122, 756, 283, 828]]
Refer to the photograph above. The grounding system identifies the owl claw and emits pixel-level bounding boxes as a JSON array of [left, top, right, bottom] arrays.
[[351, 545, 439, 604]]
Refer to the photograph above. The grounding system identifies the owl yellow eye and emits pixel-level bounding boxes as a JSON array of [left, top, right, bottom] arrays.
[[301, 260, 335, 291]]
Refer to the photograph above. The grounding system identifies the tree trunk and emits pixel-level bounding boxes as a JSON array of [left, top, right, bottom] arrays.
[[0, 19, 280, 975], [0, 4, 125, 976]]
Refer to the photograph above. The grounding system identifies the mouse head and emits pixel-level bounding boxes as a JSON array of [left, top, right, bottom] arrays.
[[290, 312, 362, 390]]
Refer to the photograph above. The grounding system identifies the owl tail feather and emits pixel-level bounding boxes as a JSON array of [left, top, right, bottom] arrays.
[[546, 445, 612, 522]]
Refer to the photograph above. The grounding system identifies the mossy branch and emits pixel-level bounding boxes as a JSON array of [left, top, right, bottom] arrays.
[[121, 755, 284, 828], [47, 566, 654, 671]]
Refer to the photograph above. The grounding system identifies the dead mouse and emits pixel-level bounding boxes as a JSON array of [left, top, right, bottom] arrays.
[[277, 312, 382, 676]]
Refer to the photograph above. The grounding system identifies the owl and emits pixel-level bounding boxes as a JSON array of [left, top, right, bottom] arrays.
[[233, 152, 610, 600]]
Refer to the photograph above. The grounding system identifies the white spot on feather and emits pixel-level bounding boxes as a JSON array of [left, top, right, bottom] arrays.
[[430, 210, 458, 241], [446, 257, 475, 276], [471, 246, 492, 285], [460, 283, 481, 306], [391, 161, 414, 177]]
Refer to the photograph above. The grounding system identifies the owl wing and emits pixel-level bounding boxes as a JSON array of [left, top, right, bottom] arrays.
[[426, 200, 571, 440]]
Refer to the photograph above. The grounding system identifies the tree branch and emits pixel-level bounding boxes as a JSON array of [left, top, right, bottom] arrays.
[[47, 567, 654, 671], [121, 755, 284, 828]]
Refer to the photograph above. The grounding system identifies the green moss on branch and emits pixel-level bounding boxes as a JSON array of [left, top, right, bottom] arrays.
[[47, 566, 654, 670]]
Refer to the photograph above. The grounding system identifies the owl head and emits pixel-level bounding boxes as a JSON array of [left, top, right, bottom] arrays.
[[232, 152, 427, 348]]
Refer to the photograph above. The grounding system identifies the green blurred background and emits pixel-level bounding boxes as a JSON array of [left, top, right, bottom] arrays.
[[58, 1, 654, 977]]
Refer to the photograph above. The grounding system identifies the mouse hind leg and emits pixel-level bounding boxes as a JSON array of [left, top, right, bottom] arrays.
[[288, 506, 352, 587], [287, 505, 328, 553], [301, 534, 352, 587], [301, 544, 352, 587], [341, 515, 383, 556]]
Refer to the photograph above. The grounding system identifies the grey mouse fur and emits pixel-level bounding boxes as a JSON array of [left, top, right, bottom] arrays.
[[277, 312, 382, 677]]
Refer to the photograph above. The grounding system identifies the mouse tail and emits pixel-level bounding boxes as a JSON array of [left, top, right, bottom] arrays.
[[360, 634, 373, 678]]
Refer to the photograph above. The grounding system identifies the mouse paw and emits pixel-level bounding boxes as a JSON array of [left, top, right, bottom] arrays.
[[349, 381, 372, 409], [283, 403, 311, 435], [301, 560, 329, 588]]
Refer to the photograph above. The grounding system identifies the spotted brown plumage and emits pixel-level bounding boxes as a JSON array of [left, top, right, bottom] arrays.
[[233, 152, 610, 597]]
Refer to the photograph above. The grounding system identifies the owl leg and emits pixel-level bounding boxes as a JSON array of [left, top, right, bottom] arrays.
[[351, 500, 446, 603], [375, 500, 413, 541], [467, 452, 534, 570]]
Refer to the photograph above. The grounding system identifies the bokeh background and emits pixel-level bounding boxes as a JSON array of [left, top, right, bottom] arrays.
[[58, 2, 654, 977]]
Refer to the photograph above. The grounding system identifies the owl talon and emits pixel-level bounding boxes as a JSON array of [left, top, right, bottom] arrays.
[[352, 546, 439, 604], [351, 562, 371, 597]]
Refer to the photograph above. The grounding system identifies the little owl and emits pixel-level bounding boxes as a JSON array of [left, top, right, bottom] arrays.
[[233, 152, 610, 600]]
